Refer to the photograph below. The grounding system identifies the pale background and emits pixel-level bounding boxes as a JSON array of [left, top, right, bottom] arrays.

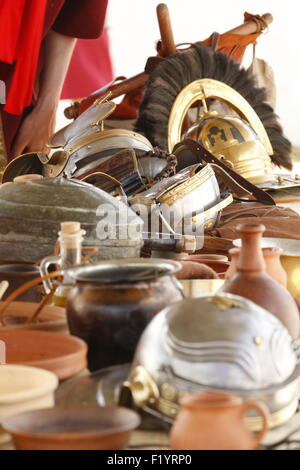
[[106, 0, 300, 148]]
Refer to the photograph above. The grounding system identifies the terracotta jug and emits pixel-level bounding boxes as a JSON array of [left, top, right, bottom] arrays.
[[263, 247, 287, 288], [221, 224, 300, 339], [225, 248, 240, 280], [226, 246, 287, 288], [170, 392, 269, 450]]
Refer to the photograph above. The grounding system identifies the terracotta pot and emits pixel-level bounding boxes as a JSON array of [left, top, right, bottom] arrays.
[[225, 248, 240, 280], [0, 264, 41, 302], [0, 330, 87, 381], [175, 261, 218, 280], [0, 365, 58, 445], [226, 247, 287, 287], [3, 406, 140, 450], [232, 237, 300, 298], [0, 301, 68, 333], [170, 392, 269, 450], [221, 224, 300, 339], [66, 259, 183, 371], [263, 247, 287, 288], [178, 258, 229, 276]]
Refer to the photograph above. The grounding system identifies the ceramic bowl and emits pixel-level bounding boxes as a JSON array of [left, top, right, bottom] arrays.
[[3, 406, 141, 450], [0, 330, 87, 381], [180, 279, 225, 298], [0, 301, 68, 333], [233, 237, 300, 298], [0, 365, 58, 445]]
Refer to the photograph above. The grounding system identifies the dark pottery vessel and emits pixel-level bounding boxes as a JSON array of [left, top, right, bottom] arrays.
[[66, 259, 183, 371], [0, 264, 41, 302]]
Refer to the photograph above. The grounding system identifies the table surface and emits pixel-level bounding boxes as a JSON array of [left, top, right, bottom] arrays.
[[1, 398, 300, 450], [2, 172, 300, 451]]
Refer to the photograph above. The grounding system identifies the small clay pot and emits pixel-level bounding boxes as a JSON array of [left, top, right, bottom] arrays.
[[0, 264, 41, 302], [3, 406, 141, 450], [175, 261, 218, 280], [0, 330, 87, 381], [178, 259, 229, 276], [226, 247, 287, 287], [225, 248, 240, 280], [263, 247, 287, 288], [222, 224, 300, 339], [170, 392, 269, 450]]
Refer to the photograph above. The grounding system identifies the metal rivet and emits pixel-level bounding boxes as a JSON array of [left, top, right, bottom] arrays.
[[254, 336, 264, 348], [161, 383, 177, 400]]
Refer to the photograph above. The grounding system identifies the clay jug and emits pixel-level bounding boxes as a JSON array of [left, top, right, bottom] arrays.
[[221, 224, 300, 339], [263, 247, 287, 288], [170, 392, 269, 450], [226, 246, 287, 288], [225, 248, 240, 280]]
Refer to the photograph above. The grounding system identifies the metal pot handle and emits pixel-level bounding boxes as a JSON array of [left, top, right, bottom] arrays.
[[0, 270, 62, 326], [39, 255, 62, 294]]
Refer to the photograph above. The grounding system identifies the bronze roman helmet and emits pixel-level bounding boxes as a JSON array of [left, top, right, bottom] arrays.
[[184, 113, 273, 185]]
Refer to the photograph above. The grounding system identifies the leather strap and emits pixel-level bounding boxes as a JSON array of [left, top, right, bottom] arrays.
[[173, 139, 275, 206]]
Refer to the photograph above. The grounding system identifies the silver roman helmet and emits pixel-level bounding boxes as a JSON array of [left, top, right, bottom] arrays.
[[121, 294, 300, 430]]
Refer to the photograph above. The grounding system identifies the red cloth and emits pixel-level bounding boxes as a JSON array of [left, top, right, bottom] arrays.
[[61, 29, 113, 100], [0, 0, 47, 115], [0, 0, 108, 160]]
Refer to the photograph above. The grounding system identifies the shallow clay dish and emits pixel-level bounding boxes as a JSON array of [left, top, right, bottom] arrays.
[[0, 330, 87, 381], [3, 406, 141, 450], [0, 301, 68, 333]]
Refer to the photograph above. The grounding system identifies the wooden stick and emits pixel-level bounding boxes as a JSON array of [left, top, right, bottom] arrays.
[[65, 4, 177, 119], [65, 73, 147, 119], [226, 13, 273, 36], [27, 284, 58, 325], [156, 3, 177, 56], [64, 10, 273, 120], [0, 280, 9, 301], [0, 270, 61, 326]]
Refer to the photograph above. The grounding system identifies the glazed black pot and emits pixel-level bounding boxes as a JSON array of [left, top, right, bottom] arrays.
[[66, 259, 183, 371], [0, 264, 41, 302]]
